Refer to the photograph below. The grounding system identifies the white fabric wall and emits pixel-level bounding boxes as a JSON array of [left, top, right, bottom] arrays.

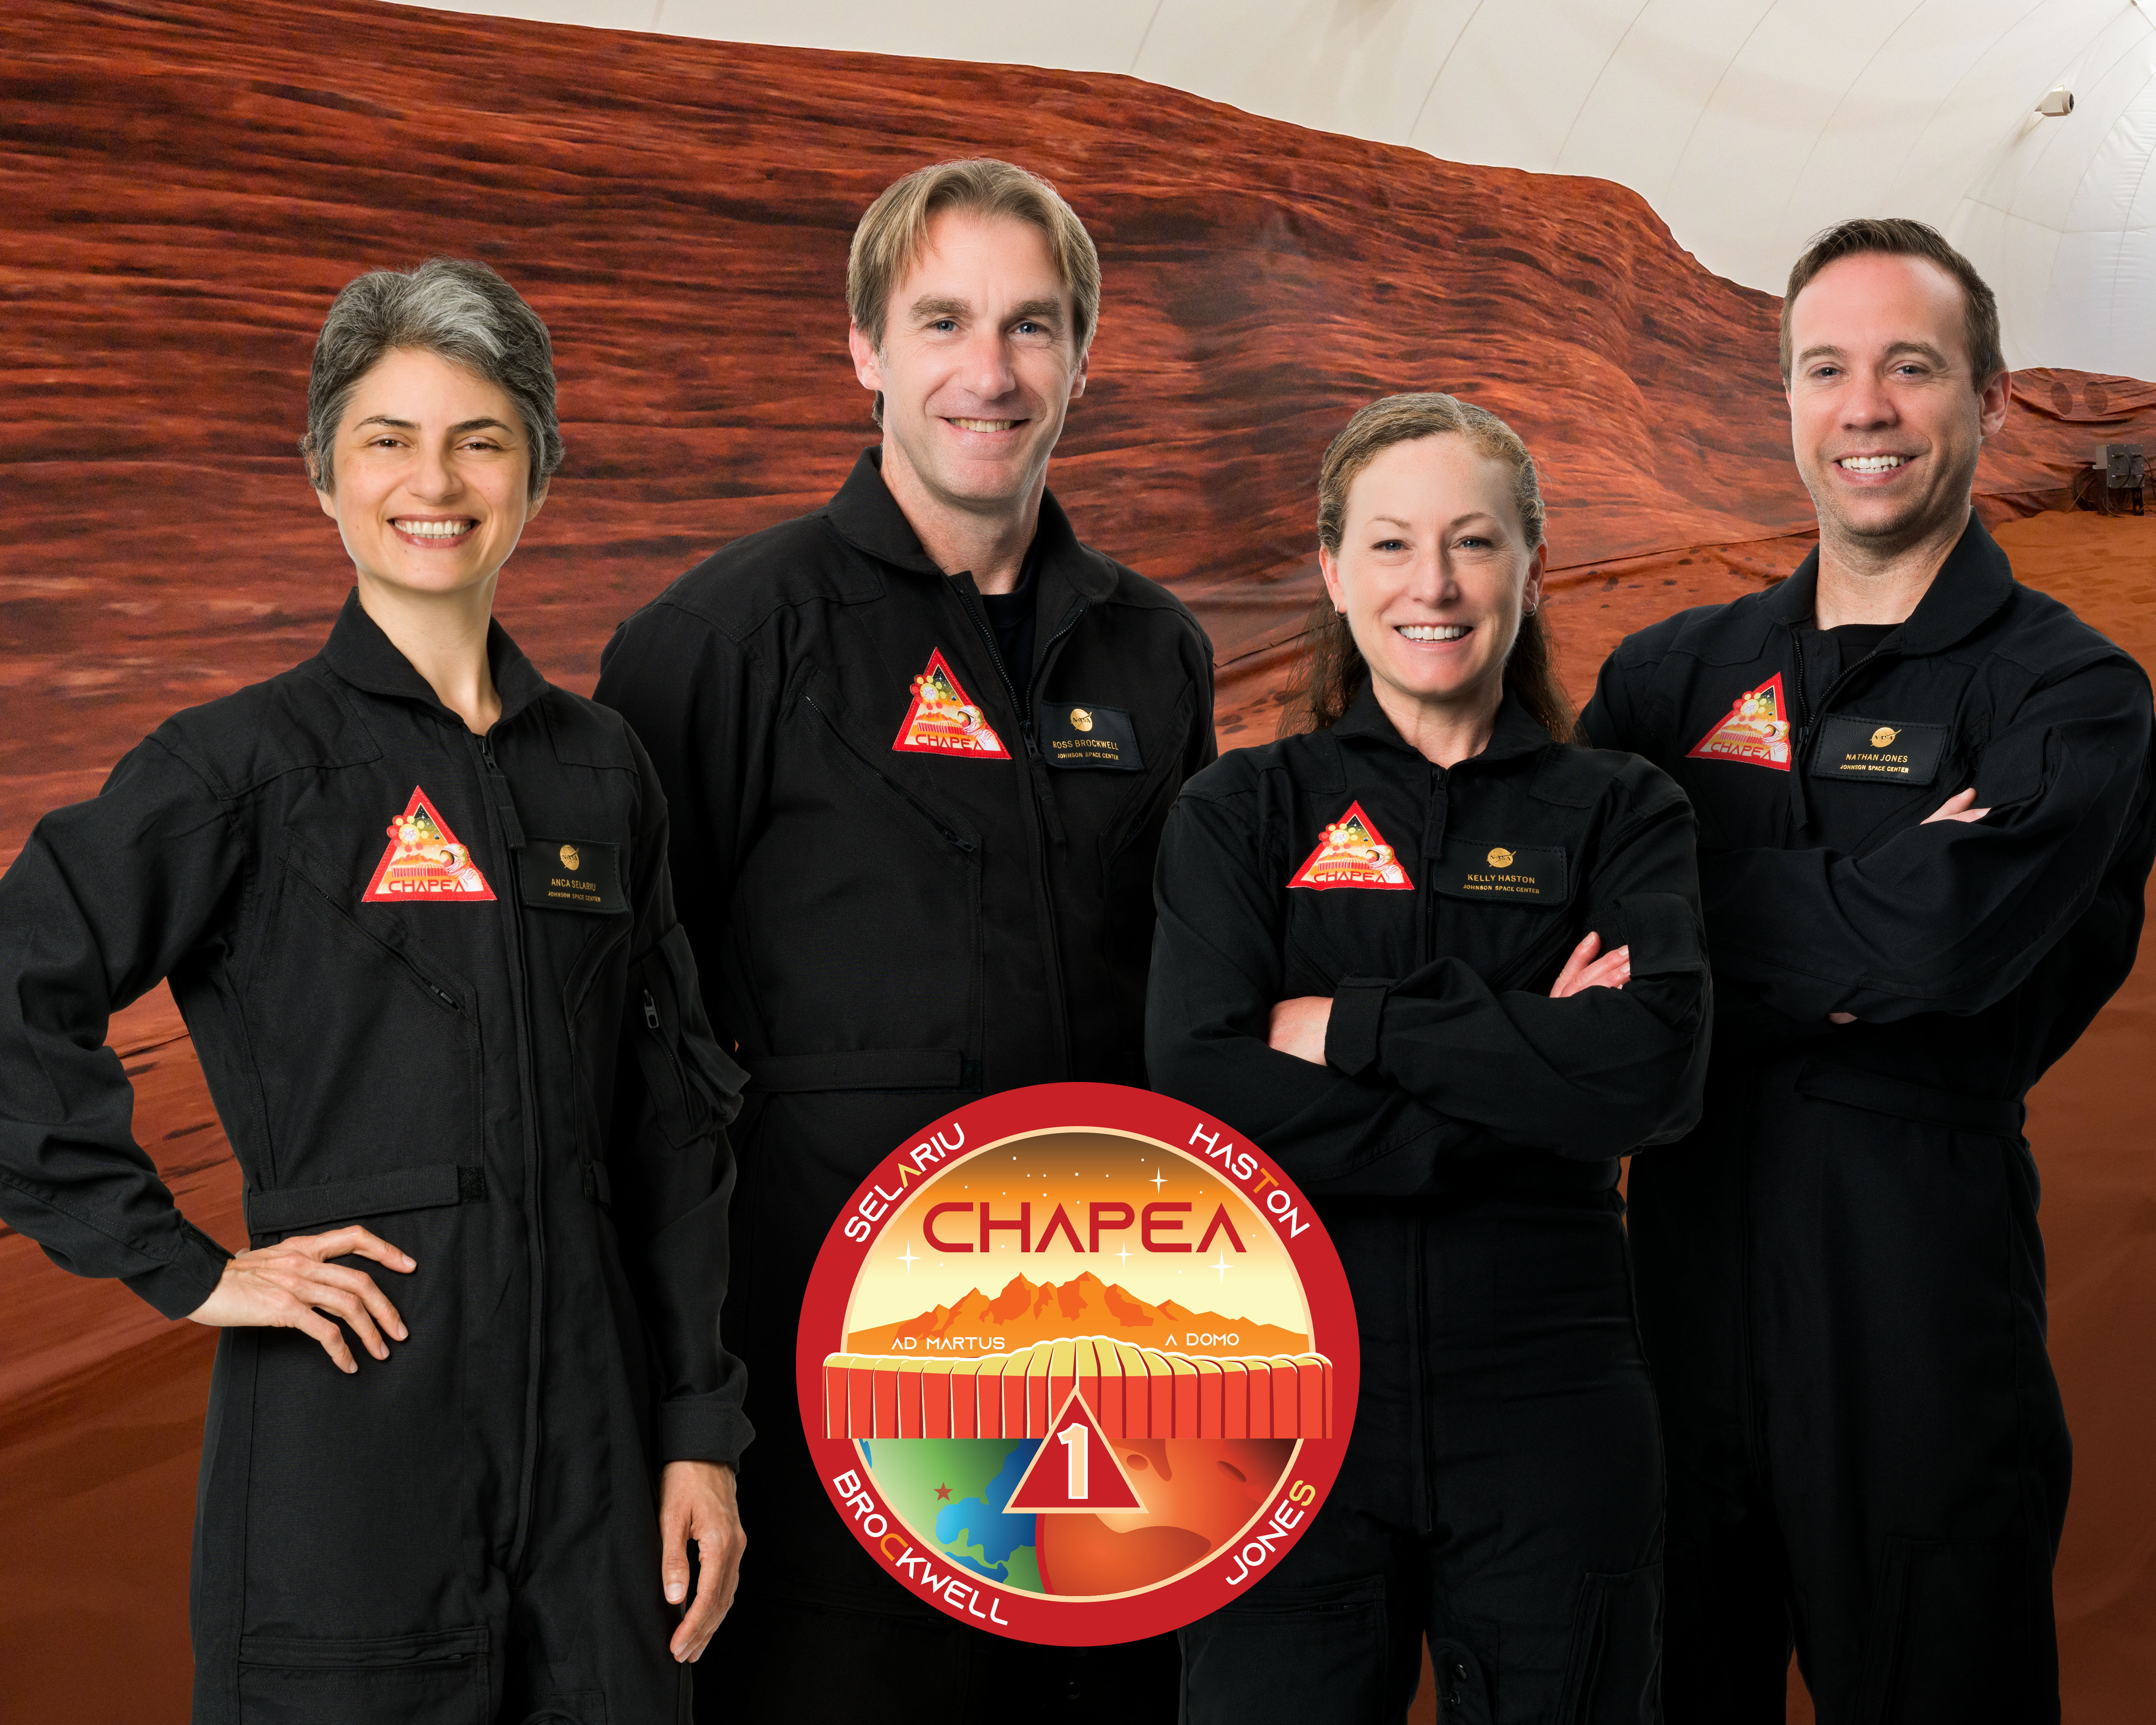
[[392, 0, 2156, 378]]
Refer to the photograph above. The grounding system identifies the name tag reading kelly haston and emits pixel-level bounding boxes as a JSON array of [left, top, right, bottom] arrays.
[[1432, 840, 1569, 905], [516, 839, 627, 913], [1810, 715, 1947, 786]]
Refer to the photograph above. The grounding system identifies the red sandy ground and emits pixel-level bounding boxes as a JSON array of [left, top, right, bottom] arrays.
[[2, 3, 2153, 1719]]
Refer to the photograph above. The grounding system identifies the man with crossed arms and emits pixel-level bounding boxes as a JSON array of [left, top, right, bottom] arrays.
[[1584, 218, 2156, 1722]]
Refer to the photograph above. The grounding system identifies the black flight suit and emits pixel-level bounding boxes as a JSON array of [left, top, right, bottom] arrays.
[[1146, 685, 1711, 1725], [1580, 515, 2156, 1724], [0, 597, 749, 1725], [593, 450, 1217, 1723]]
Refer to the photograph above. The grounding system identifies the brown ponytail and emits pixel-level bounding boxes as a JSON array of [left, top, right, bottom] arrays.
[[1279, 393, 1574, 744]]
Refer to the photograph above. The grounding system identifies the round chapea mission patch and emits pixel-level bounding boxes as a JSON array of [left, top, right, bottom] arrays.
[[796, 1082, 1360, 1644]]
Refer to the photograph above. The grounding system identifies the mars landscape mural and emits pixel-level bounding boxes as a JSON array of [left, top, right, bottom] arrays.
[[3, 1, 2155, 1719]]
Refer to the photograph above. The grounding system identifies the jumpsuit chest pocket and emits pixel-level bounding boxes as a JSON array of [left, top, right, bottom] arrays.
[[259, 834, 484, 1188]]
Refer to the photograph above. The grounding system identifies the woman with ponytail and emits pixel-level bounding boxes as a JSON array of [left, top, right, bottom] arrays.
[[1147, 393, 1709, 1723]]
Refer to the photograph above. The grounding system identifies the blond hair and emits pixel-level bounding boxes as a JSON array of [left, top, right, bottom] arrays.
[[847, 159, 1101, 423], [1286, 392, 1571, 741]]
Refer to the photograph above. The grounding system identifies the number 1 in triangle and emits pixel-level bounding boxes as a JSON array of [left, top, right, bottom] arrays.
[[1003, 1389, 1145, 1514]]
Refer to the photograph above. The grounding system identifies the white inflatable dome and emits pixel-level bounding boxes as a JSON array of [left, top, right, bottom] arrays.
[[395, 0, 2156, 380]]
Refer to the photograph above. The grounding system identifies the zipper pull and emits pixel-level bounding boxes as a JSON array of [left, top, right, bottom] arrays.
[[642, 988, 661, 1032]]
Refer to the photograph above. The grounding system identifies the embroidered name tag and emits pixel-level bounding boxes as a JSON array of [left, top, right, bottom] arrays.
[[1431, 840, 1568, 905], [1809, 715, 1947, 786], [1037, 700, 1144, 771], [516, 840, 627, 914]]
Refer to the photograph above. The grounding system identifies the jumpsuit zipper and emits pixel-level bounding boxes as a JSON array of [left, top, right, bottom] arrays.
[[1413, 759, 1448, 1535], [953, 584, 1089, 1078], [473, 724, 551, 1576], [1787, 624, 1902, 834]]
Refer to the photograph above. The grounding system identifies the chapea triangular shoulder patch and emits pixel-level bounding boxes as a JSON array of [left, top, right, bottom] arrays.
[[362, 787, 495, 901], [1686, 673, 1793, 771], [1288, 801, 1413, 891], [893, 649, 1010, 759]]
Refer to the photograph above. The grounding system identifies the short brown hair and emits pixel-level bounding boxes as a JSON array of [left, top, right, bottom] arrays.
[[1284, 392, 1573, 743], [1780, 217, 2005, 388], [848, 158, 1100, 358]]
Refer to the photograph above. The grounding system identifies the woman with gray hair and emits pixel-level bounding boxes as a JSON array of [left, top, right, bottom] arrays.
[[0, 258, 749, 1722]]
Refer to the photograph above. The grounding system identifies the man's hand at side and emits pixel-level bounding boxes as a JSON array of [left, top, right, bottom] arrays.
[[662, 1460, 746, 1663]]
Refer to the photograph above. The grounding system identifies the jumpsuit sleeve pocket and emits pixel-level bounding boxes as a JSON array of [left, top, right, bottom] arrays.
[[1556, 1565, 1662, 1725], [1600, 893, 1704, 980], [237, 1625, 489, 1724], [630, 923, 747, 1149]]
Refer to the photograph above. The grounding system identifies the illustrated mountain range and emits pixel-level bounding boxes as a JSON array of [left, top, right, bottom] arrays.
[[846, 1270, 1308, 1356]]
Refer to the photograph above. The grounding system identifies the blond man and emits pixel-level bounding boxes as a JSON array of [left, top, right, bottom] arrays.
[[596, 159, 1215, 1721]]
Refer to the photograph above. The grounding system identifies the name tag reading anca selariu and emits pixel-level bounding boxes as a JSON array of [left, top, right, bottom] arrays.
[[1036, 700, 1144, 771], [1431, 839, 1569, 905], [1810, 715, 1947, 786], [516, 840, 627, 914]]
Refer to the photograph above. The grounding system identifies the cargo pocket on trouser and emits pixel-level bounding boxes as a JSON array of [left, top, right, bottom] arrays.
[[1180, 1576, 1398, 1725], [238, 1627, 489, 1723], [1555, 1567, 1661, 1724], [1857, 1538, 2047, 1725]]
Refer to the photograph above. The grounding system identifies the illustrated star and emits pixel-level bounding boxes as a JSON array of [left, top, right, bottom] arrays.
[[1150, 1168, 1167, 1192], [897, 1242, 918, 1275], [1116, 1243, 1132, 1267], [1211, 1249, 1233, 1283], [934, 1483, 953, 1501]]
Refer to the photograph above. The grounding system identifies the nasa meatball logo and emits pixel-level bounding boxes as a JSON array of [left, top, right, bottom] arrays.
[[799, 1082, 1359, 1644]]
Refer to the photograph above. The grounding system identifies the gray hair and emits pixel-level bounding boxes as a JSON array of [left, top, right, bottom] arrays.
[[300, 258, 563, 499]]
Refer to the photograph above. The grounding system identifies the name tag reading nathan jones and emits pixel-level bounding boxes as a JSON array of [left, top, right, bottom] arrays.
[[1810, 715, 1947, 785]]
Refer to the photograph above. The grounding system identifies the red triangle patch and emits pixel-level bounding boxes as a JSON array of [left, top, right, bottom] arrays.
[[1686, 673, 1794, 772], [1288, 800, 1413, 891], [1003, 1388, 1145, 1515], [892, 649, 1010, 759], [361, 788, 495, 902]]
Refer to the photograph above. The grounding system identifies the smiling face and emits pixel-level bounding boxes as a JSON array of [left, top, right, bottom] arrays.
[[314, 345, 545, 604], [1319, 433, 1545, 724], [1785, 251, 2010, 553], [848, 207, 1087, 527]]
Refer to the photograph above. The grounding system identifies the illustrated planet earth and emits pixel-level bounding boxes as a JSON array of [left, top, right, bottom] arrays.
[[860, 1436, 1298, 1599]]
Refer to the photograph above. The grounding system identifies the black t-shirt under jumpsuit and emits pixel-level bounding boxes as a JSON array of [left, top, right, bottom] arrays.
[[0, 597, 749, 1724], [1147, 684, 1711, 1725]]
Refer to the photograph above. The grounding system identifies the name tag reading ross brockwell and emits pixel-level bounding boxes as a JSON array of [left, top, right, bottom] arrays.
[[515, 840, 626, 914], [1431, 839, 1569, 905], [1036, 701, 1144, 771], [1810, 715, 1947, 786], [799, 1083, 1357, 1644]]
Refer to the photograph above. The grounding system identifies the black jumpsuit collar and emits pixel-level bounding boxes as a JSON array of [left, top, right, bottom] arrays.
[[1761, 510, 2017, 656], [1331, 677, 1556, 767], [319, 588, 551, 727], [823, 446, 1116, 602]]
